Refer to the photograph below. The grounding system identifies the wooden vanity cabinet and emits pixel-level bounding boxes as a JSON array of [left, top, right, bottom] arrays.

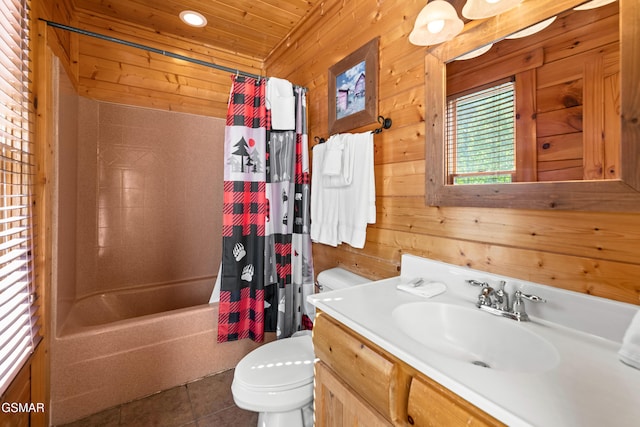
[[312, 312, 505, 427], [406, 375, 505, 427], [315, 361, 392, 427]]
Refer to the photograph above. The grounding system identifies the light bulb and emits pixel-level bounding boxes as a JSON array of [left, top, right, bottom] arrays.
[[463, 0, 522, 19], [428, 19, 446, 34], [409, 0, 464, 46], [179, 10, 207, 27]]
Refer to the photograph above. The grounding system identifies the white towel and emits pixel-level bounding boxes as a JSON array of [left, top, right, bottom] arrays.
[[619, 310, 640, 370], [266, 77, 295, 130], [337, 132, 375, 248], [322, 134, 344, 177], [397, 278, 447, 299], [323, 134, 356, 188], [310, 132, 376, 249], [310, 143, 340, 246]]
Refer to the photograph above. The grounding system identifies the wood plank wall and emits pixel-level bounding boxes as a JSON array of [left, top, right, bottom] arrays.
[[265, 0, 640, 306], [39, 5, 264, 117], [36, 0, 640, 306], [73, 10, 265, 117]]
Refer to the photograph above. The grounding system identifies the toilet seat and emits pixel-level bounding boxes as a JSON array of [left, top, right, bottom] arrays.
[[232, 335, 315, 412]]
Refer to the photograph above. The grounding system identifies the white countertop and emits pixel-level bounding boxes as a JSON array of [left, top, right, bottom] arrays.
[[309, 254, 640, 427]]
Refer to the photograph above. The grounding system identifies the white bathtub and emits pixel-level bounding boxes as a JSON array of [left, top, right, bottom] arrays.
[[50, 277, 264, 425]]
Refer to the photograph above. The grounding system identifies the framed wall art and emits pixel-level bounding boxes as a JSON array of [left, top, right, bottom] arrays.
[[328, 37, 379, 134]]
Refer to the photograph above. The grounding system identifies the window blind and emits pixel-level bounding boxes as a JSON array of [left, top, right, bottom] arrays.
[[0, 0, 40, 397], [446, 81, 515, 184]]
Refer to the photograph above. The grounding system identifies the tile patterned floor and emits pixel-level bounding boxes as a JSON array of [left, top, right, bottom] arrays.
[[58, 369, 258, 427]]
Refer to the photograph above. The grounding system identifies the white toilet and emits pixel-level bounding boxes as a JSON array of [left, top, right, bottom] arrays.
[[231, 267, 371, 427]]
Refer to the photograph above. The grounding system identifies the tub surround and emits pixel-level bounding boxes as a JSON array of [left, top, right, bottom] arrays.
[[54, 57, 225, 317], [76, 98, 224, 297], [309, 254, 640, 426]]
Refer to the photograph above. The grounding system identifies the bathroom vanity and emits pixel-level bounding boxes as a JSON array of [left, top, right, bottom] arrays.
[[313, 311, 503, 426], [309, 254, 640, 427]]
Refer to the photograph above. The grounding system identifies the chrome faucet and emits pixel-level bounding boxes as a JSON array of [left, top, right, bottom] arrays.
[[466, 279, 546, 321]]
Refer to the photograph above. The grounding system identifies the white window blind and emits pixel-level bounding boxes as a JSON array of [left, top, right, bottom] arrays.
[[446, 80, 515, 184], [0, 0, 40, 397]]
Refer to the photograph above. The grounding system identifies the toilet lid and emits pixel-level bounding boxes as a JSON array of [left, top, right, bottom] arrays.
[[234, 335, 315, 392]]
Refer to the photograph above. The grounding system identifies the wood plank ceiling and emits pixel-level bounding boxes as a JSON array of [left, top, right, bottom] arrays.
[[71, 0, 321, 61]]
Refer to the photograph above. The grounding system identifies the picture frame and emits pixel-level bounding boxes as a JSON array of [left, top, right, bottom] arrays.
[[328, 37, 379, 135]]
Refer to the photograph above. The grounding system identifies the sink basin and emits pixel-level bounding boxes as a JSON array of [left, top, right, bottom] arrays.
[[392, 302, 559, 373]]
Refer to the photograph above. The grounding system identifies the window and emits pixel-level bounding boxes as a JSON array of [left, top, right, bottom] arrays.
[[0, 0, 40, 396], [446, 80, 515, 185]]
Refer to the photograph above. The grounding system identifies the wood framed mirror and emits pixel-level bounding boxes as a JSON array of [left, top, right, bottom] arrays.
[[425, 0, 639, 211]]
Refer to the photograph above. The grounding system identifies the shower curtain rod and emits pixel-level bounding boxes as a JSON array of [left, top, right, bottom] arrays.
[[40, 18, 306, 89]]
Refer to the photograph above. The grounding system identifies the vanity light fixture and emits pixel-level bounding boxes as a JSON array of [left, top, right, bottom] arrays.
[[179, 10, 207, 27], [574, 0, 616, 10], [462, 0, 522, 20], [506, 16, 557, 39], [455, 43, 493, 60], [409, 0, 464, 46]]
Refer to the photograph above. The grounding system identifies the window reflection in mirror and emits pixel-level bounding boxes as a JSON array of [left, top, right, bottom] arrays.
[[446, 79, 515, 184], [445, 2, 619, 184]]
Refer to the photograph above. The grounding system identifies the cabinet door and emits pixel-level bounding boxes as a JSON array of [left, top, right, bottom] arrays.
[[406, 376, 505, 427], [315, 361, 392, 427], [313, 312, 399, 420]]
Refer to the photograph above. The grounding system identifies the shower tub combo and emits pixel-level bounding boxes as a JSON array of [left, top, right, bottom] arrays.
[[50, 277, 262, 425], [49, 61, 251, 425]]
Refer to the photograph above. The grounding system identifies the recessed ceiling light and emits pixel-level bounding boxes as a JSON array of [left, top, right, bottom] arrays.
[[179, 10, 207, 27]]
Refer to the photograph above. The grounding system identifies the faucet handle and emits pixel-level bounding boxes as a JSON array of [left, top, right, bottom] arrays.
[[466, 279, 487, 287], [517, 291, 546, 303], [512, 291, 545, 321]]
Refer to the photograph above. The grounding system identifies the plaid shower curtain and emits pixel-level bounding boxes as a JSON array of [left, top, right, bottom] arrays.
[[218, 76, 314, 343], [266, 87, 315, 338]]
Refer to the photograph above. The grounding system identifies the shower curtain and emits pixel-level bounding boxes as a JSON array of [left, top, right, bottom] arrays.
[[218, 75, 314, 343]]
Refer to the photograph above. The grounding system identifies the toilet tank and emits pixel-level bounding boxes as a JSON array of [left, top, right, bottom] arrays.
[[316, 267, 371, 292]]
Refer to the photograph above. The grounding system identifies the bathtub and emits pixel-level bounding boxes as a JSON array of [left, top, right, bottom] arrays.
[[50, 277, 265, 425]]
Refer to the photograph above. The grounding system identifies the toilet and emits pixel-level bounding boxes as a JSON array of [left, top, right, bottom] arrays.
[[231, 267, 371, 427]]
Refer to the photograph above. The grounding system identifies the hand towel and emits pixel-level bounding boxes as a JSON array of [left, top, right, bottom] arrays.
[[619, 310, 640, 370], [266, 77, 295, 130], [310, 143, 339, 246], [397, 278, 447, 299], [322, 134, 344, 177], [323, 133, 356, 188]]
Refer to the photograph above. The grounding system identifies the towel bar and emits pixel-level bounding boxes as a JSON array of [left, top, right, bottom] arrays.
[[314, 115, 392, 144]]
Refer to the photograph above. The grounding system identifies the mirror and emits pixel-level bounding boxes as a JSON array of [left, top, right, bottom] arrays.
[[425, 0, 640, 211]]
